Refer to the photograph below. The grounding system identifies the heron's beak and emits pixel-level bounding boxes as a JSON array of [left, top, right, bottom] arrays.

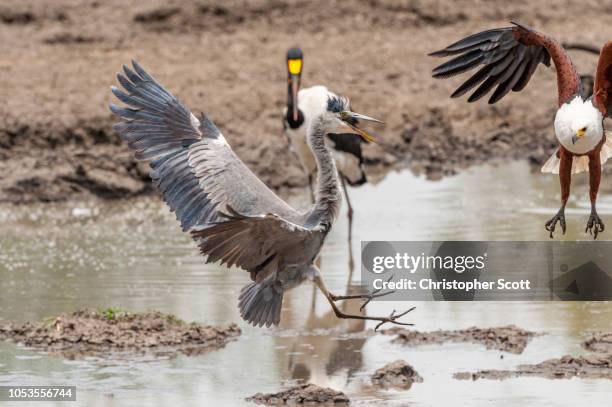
[[342, 111, 384, 143], [287, 57, 302, 122], [572, 128, 586, 144]]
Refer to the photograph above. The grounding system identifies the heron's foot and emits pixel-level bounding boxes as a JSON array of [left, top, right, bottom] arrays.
[[374, 307, 416, 331], [329, 288, 395, 307], [585, 210, 604, 239], [329, 274, 395, 310], [545, 209, 566, 239]]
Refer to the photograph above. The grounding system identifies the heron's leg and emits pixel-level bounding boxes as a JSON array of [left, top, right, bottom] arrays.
[[313, 273, 414, 331], [586, 148, 604, 239], [340, 176, 355, 277], [329, 274, 396, 311], [545, 148, 572, 238]]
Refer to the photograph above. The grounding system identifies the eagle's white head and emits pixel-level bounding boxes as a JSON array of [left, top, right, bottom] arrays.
[[554, 96, 604, 154]]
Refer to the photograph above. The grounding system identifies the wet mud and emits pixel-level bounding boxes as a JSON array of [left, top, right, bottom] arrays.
[[246, 384, 350, 405], [382, 325, 538, 354], [371, 359, 423, 390], [2, 0, 609, 203], [454, 354, 612, 381], [582, 332, 612, 354], [0, 309, 240, 359]]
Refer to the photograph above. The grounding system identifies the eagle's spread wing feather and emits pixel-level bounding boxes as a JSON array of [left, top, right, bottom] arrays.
[[431, 21, 581, 106], [111, 61, 308, 274], [594, 42, 612, 117]]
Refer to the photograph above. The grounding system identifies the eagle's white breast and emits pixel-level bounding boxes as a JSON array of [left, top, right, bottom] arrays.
[[554, 96, 604, 155]]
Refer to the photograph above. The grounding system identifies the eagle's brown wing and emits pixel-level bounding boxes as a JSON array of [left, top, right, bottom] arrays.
[[431, 21, 581, 106], [593, 42, 612, 117]]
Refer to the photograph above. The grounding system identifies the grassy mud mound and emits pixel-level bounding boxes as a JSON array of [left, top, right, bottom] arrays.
[[454, 354, 612, 381], [0, 308, 240, 358], [371, 359, 423, 389], [382, 325, 538, 354], [246, 384, 349, 405]]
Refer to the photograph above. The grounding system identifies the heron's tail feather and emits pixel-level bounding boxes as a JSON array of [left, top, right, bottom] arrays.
[[238, 280, 283, 328], [542, 135, 612, 174]]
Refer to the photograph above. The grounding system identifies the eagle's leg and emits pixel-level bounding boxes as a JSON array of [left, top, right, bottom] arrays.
[[340, 175, 355, 277], [586, 147, 604, 239], [313, 272, 414, 331], [545, 147, 573, 238]]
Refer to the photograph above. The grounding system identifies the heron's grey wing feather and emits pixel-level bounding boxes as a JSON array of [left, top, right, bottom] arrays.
[[187, 121, 299, 221], [110, 61, 300, 234], [110, 61, 220, 231], [192, 209, 313, 273]]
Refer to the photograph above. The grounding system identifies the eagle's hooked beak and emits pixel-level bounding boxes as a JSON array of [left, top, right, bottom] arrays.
[[572, 127, 587, 144], [287, 50, 303, 122], [340, 111, 384, 143]]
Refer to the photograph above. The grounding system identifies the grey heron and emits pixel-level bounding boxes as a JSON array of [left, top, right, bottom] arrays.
[[283, 48, 370, 273], [110, 61, 413, 329]]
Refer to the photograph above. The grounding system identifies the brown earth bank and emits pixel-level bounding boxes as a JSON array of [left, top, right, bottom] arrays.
[[1, 0, 611, 203], [371, 359, 423, 389], [382, 325, 539, 354], [246, 383, 349, 405], [454, 353, 612, 380], [0, 308, 240, 358]]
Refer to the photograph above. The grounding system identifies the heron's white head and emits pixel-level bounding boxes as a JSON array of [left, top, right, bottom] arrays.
[[554, 96, 603, 154]]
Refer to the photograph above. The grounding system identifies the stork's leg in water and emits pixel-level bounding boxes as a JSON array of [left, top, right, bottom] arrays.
[[586, 147, 605, 239], [313, 273, 414, 330], [545, 147, 572, 238], [340, 176, 355, 277], [308, 173, 315, 204]]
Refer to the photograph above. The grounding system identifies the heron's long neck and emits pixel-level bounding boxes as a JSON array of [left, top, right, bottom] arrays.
[[306, 119, 341, 230]]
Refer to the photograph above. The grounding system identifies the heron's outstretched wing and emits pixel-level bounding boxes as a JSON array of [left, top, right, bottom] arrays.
[[191, 206, 313, 275], [431, 21, 581, 106], [110, 61, 301, 234], [593, 42, 612, 118]]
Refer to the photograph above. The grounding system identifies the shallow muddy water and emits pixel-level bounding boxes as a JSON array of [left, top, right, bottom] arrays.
[[1, 161, 611, 406]]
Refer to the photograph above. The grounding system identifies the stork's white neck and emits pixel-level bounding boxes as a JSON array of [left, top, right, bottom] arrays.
[[554, 96, 604, 154]]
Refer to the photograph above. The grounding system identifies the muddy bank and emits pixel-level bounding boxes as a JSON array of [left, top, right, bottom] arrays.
[[583, 332, 612, 354], [0, 308, 240, 358], [246, 384, 349, 406], [382, 325, 538, 354], [371, 360, 423, 390], [454, 353, 612, 381], [2, 0, 610, 203]]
